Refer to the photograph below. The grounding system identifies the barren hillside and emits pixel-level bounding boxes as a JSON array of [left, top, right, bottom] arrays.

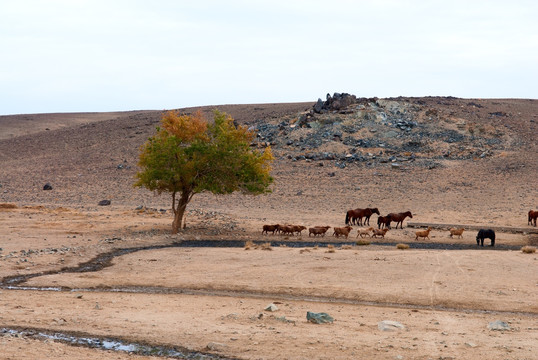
[[0, 96, 536, 228]]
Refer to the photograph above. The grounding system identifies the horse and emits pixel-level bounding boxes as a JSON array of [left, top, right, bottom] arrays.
[[377, 215, 391, 229], [528, 210, 538, 227], [476, 229, 495, 247], [386, 211, 413, 229], [345, 207, 380, 226]]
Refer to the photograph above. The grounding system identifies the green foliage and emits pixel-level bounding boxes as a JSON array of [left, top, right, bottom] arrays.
[[135, 110, 273, 232]]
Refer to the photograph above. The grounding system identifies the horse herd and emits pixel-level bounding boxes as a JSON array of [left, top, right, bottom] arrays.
[[261, 208, 538, 247]]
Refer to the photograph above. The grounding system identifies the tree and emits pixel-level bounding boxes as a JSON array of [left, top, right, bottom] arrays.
[[135, 110, 273, 233]]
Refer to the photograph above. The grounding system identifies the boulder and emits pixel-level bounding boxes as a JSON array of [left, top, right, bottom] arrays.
[[488, 320, 510, 331], [307, 311, 334, 324], [378, 320, 405, 331], [264, 303, 279, 312]]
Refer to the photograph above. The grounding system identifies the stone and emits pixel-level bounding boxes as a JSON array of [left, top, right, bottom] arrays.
[[98, 200, 111, 206], [488, 320, 510, 331], [307, 311, 334, 324], [378, 320, 405, 331], [43, 183, 53, 190], [264, 303, 279, 312], [206, 342, 228, 351], [313, 98, 324, 113]]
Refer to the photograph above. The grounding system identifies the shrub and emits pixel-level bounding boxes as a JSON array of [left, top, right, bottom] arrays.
[[396, 243, 410, 250], [356, 239, 371, 246], [521, 246, 536, 254]]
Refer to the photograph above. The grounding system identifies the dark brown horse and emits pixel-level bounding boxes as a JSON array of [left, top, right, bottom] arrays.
[[377, 215, 391, 229], [386, 211, 413, 229], [345, 207, 380, 226], [529, 210, 538, 227]]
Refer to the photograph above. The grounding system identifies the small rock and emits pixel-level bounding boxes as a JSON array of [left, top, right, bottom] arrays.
[[98, 200, 111, 206], [206, 342, 228, 351], [43, 183, 53, 190], [307, 311, 334, 324], [488, 320, 510, 331], [264, 303, 279, 312], [378, 320, 405, 331], [465, 342, 477, 348]]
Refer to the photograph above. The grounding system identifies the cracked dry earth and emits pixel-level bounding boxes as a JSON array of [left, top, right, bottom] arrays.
[[1, 98, 537, 359]]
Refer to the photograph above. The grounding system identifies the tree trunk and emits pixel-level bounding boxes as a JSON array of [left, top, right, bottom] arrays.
[[171, 191, 191, 234]]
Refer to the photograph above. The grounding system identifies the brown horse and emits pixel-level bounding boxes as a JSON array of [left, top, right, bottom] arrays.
[[529, 210, 538, 227], [377, 215, 391, 229], [386, 211, 413, 229], [345, 207, 380, 226]]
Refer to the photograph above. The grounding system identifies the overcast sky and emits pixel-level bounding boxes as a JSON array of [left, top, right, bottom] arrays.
[[0, 0, 536, 115]]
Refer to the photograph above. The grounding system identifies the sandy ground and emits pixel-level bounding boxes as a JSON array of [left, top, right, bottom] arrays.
[[1, 205, 537, 360]]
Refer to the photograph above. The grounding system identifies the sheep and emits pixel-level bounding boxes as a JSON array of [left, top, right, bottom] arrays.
[[356, 227, 374, 238]]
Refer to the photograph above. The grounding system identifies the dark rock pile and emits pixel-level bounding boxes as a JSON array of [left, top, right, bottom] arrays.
[[251, 94, 511, 169]]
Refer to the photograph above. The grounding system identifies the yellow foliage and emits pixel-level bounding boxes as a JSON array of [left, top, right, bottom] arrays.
[[160, 110, 208, 142]]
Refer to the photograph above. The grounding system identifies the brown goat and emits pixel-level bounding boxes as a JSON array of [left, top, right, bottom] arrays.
[[278, 225, 295, 236], [291, 225, 307, 236], [262, 224, 280, 235], [415, 227, 432, 240], [309, 226, 331, 237], [372, 228, 389, 238], [449, 227, 465, 238], [333, 226, 353, 238]]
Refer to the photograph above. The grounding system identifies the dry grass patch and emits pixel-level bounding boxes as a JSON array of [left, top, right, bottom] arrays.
[[244, 240, 254, 250], [396, 243, 410, 250], [326, 245, 336, 253], [0, 203, 17, 209], [356, 239, 371, 246], [521, 246, 536, 254], [260, 242, 273, 251]]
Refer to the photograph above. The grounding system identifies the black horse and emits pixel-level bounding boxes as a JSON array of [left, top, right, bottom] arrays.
[[476, 229, 495, 247]]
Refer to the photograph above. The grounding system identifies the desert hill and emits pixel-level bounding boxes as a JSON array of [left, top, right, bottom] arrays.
[[1, 95, 538, 360], [0, 95, 536, 228]]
